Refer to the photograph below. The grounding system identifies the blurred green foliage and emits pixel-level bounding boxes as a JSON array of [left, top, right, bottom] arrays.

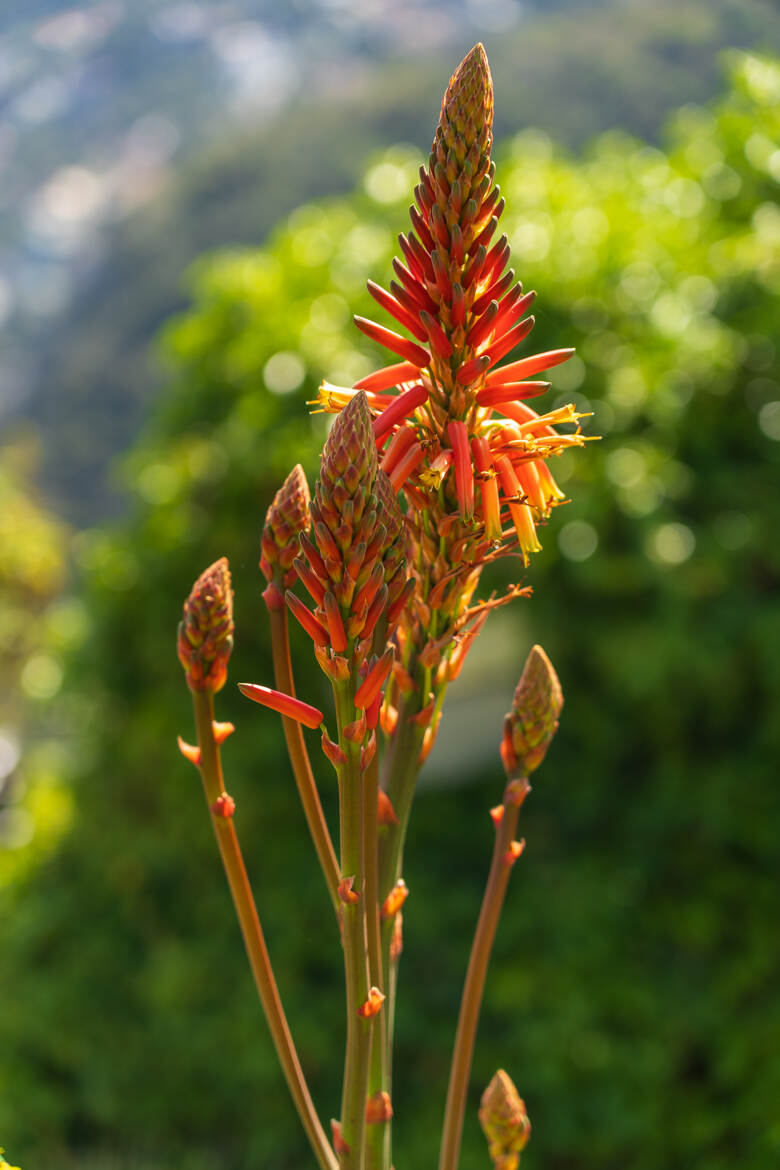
[[1, 51, 779, 1170], [0, 436, 75, 889]]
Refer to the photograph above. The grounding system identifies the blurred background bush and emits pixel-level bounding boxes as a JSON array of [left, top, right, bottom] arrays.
[[0, 2, 778, 1168]]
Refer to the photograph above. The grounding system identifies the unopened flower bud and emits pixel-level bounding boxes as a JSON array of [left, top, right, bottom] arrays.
[[381, 879, 409, 920], [377, 789, 399, 826], [260, 464, 311, 587], [357, 987, 385, 1019], [479, 1069, 531, 1170], [502, 645, 562, 777], [211, 792, 236, 819], [177, 558, 233, 693], [238, 683, 323, 729], [177, 737, 201, 767], [365, 1091, 393, 1124], [331, 1120, 350, 1156]]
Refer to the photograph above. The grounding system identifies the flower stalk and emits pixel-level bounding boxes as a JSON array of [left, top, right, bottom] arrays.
[[175, 41, 590, 1170]]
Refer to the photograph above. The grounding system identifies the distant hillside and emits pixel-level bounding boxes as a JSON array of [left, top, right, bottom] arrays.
[[18, 0, 780, 522]]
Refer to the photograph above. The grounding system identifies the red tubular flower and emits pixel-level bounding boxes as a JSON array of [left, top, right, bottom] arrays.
[[484, 348, 575, 387], [354, 360, 423, 392], [286, 590, 330, 647], [381, 423, 419, 474], [388, 442, 426, 493], [449, 420, 475, 520], [354, 316, 430, 367], [354, 648, 395, 711], [238, 683, 324, 729], [477, 381, 550, 407], [372, 383, 428, 441], [323, 591, 348, 653], [367, 279, 430, 342], [480, 315, 535, 365]]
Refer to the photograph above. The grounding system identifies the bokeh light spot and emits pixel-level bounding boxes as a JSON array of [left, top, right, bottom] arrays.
[[21, 654, 63, 700], [558, 521, 598, 561], [647, 523, 695, 566], [264, 351, 305, 395]]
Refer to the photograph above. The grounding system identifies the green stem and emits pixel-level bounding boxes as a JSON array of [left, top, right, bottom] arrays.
[[334, 680, 372, 1169], [437, 776, 529, 1170], [267, 602, 340, 912], [378, 693, 426, 904], [374, 695, 426, 1170], [191, 689, 337, 1170]]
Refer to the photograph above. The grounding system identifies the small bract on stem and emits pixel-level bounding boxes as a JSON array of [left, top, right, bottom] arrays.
[[175, 40, 593, 1170]]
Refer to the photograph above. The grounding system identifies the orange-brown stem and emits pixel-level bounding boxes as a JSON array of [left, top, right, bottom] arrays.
[[438, 775, 529, 1170], [192, 689, 338, 1170], [268, 603, 340, 912]]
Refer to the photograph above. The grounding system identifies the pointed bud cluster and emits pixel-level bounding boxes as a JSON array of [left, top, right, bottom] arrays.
[[479, 1070, 531, 1170], [260, 464, 311, 597], [177, 558, 234, 693], [374, 469, 411, 623], [501, 645, 563, 777], [289, 393, 410, 705]]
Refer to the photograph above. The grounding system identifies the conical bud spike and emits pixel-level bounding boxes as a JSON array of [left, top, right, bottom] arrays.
[[503, 645, 563, 776], [177, 558, 233, 694], [479, 1069, 531, 1168], [260, 465, 311, 584]]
